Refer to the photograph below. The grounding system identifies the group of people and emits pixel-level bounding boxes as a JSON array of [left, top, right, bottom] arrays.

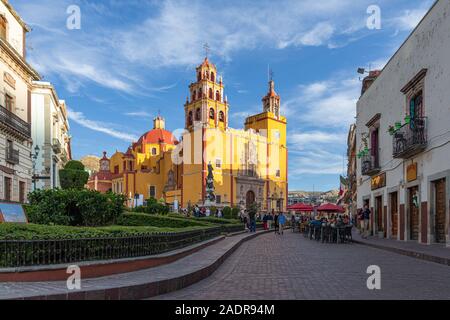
[[191, 205, 223, 218], [262, 210, 287, 235], [307, 213, 351, 228], [239, 209, 288, 235]]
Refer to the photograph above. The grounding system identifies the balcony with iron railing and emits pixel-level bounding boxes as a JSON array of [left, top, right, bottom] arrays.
[[237, 166, 260, 178], [0, 105, 31, 139], [393, 117, 427, 158], [6, 147, 19, 165], [361, 151, 380, 176], [52, 138, 62, 154]]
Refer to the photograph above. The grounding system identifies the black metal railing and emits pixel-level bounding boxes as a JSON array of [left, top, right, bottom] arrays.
[[393, 117, 427, 158], [5, 147, 19, 165], [0, 227, 222, 268], [0, 105, 31, 138], [361, 151, 380, 176]]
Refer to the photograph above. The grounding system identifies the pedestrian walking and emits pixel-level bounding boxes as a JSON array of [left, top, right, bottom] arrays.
[[262, 214, 268, 230], [362, 205, 371, 238], [278, 211, 286, 235], [291, 214, 296, 232], [242, 214, 248, 231], [273, 211, 279, 234]]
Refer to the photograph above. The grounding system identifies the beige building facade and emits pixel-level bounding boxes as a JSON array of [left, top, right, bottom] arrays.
[[0, 0, 40, 202], [31, 82, 71, 190]]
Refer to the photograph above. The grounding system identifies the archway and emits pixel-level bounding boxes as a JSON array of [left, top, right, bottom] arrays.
[[246, 190, 256, 208]]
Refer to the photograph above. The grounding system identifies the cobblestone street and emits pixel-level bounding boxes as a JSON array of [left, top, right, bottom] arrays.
[[154, 231, 450, 300]]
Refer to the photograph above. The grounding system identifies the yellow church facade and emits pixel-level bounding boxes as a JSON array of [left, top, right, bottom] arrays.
[[91, 58, 288, 213]]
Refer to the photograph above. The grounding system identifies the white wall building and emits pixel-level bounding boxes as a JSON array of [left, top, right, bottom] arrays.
[[31, 81, 71, 190], [0, 0, 40, 202], [356, 0, 450, 246]]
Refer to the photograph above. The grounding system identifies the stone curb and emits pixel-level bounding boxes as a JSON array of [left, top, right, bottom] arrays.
[[353, 239, 450, 267], [12, 230, 271, 300]]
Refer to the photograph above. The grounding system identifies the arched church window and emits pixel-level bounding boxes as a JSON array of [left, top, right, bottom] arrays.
[[215, 90, 221, 101], [198, 88, 202, 100], [197, 72, 201, 81], [209, 108, 215, 120], [195, 108, 201, 121], [211, 72, 215, 82], [209, 88, 213, 99], [219, 111, 224, 122], [205, 70, 209, 79], [188, 111, 193, 126], [192, 90, 196, 101]]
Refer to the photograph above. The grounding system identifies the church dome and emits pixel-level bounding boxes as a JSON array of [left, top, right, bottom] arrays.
[[137, 128, 177, 145]]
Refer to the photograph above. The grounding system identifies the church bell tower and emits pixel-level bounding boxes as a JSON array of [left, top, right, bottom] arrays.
[[184, 56, 229, 131]]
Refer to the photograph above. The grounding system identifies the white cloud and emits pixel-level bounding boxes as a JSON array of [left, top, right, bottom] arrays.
[[283, 76, 360, 128], [68, 109, 139, 142], [282, 72, 361, 175], [115, 0, 374, 68], [290, 148, 345, 175], [282, 22, 335, 48], [290, 131, 348, 151], [124, 111, 153, 118], [392, 8, 428, 31]]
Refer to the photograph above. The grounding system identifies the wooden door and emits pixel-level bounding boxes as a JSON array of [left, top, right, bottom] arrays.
[[376, 196, 383, 232], [435, 179, 446, 243], [19, 181, 25, 203], [4, 177, 11, 201], [391, 192, 398, 238], [409, 187, 419, 240], [246, 190, 255, 208]]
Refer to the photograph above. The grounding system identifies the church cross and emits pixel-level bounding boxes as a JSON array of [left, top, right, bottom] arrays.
[[203, 43, 210, 59]]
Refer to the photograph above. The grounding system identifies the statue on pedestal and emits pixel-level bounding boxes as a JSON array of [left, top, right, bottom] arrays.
[[204, 162, 216, 205]]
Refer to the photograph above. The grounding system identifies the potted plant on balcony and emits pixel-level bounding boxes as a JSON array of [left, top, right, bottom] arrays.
[[388, 125, 396, 136], [404, 115, 411, 125], [363, 146, 369, 155]]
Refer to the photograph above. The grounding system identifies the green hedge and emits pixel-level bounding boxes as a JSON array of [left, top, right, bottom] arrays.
[[167, 214, 240, 225], [117, 213, 209, 228], [0, 223, 210, 240], [26, 189, 126, 227], [195, 217, 241, 225], [132, 197, 170, 215]]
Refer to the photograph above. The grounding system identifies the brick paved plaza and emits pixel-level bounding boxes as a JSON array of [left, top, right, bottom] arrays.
[[154, 231, 450, 300]]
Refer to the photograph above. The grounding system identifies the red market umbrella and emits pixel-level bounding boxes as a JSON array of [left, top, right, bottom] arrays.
[[287, 203, 314, 212], [317, 203, 345, 213]]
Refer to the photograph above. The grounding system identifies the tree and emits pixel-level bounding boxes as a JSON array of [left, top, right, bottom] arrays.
[[247, 203, 258, 221], [59, 160, 89, 190]]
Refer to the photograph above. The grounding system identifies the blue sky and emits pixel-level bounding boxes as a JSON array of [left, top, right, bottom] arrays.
[[11, 0, 434, 191]]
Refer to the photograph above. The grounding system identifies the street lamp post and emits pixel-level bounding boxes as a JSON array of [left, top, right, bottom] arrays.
[[31, 145, 40, 191]]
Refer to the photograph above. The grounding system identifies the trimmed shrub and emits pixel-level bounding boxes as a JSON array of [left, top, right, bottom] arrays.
[[231, 207, 240, 219], [59, 160, 89, 190], [196, 217, 240, 225], [26, 189, 126, 227], [0, 223, 213, 240], [223, 206, 232, 219], [117, 213, 208, 228], [133, 197, 169, 215]]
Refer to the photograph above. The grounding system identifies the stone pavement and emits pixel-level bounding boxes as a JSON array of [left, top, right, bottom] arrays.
[[154, 231, 450, 300], [352, 231, 450, 266], [0, 231, 267, 300]]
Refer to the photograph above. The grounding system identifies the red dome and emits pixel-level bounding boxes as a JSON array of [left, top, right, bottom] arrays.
[[137, 128, 177, 145]]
